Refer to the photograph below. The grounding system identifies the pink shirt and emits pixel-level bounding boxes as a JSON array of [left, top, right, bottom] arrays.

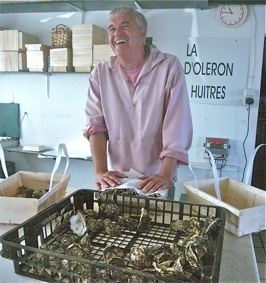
[[84, 47, 193, 175]]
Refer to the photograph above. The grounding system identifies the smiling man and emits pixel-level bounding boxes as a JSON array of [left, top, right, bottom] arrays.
[[84, 7, 193, 197]]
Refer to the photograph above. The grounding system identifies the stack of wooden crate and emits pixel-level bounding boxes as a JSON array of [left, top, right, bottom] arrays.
[[50, 48, 74, 72], [0, 30, 38, 71], [93, 44, 114, 67], [73, 24, 108, 72], [26, 44, 50, 72]]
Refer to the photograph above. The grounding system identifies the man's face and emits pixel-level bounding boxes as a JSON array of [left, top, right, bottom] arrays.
[[108, 13, 146, 56]]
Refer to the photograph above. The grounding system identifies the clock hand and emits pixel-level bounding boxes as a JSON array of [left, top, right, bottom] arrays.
[[228, 7, 233, 14], [222, 6, 233, 14]]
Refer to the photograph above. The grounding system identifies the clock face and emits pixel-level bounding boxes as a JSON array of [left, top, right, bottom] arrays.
[[217, 5, 248, 28]]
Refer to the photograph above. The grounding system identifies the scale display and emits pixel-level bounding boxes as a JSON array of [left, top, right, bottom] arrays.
[[205, 137, 229, 156]]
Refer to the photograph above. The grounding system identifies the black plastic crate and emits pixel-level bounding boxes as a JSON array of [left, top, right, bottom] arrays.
[[0, 189, 226, 283]]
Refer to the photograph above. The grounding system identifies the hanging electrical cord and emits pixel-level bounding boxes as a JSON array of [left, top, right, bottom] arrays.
[[241, 103, 251, 182], [20, 112, 28, 125], [241, 6, 256, 182], [208, 154, 227, 177]]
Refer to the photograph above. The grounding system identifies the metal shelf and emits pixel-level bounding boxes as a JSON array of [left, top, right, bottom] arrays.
[[0, 0, 209, 14], [0, 71, 89, 74], [4, 146, 92, 161], [0, 0, 264, 14]]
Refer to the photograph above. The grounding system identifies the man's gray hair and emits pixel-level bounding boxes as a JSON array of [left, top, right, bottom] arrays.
[[109, 6, 147, 31]]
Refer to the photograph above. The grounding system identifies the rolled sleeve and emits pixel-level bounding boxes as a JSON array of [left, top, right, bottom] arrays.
[[83, 124, 107, 139], [159, 149, 189, 165]]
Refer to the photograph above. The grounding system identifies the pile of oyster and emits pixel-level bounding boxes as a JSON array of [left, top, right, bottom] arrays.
[[29, 192, 222, 282], [13, 185, 48, 199]]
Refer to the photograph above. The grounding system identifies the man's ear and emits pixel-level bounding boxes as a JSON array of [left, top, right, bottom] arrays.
[[141, 29, 147, 38]]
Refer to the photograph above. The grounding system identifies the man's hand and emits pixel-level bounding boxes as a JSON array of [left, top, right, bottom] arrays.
[[137, 156, 178, 194], [137, 174, 172, 193], [95, 170, 128, 190]]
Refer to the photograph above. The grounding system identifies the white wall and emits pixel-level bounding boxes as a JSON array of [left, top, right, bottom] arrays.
[[0, 5, 265, 197]]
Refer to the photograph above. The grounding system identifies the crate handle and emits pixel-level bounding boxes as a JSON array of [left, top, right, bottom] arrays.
[[49, 143, 69, 191], [243, 144, 266, 185], [188, 147, 221, 200], [0, 144, 8, 178]]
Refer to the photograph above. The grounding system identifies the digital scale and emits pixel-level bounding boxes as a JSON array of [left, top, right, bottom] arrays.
[[204, 137, 230, 157], [204, 137, 230, 171]]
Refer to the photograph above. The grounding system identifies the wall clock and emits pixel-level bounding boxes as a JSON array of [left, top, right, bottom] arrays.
[[217, 5, 248, 28]]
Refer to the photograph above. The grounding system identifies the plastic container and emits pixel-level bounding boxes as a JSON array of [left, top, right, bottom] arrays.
[[0, 189, 226, 283]]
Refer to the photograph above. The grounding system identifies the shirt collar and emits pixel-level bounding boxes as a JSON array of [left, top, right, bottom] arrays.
[[109, 46, 166, 75]]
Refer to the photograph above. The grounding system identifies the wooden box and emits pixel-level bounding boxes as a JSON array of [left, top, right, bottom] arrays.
[[72, 24, 108, 47], [0, 30, 38, 51], [50, 48, 72, 65], [73, 24, 108, 69], [0, 171, 70, 224], [73, 47, 93, 68], [52, 66, 74, 72], [26, 44, 50, 72], [184, 177, 266, 237], [0, 51, 27, 71], [74, 65, 92, 72], [93, 44, 114, 66]]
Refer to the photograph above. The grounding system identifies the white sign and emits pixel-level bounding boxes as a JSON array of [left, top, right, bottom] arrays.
[[154, 37, 250, 105]]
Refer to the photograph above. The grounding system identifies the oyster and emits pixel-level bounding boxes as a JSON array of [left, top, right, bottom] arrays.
[[70, 211, 87, 236], [86, 217, 104, 233], [170, 218, 204, 235], [203, 215, 221, 236], [153, 255, 191, 281], [97, 189, 121, 221], [54, 212, 72, 235], [147, 244, 173, 257], [14, 186, 48, 199], [117, 215, 139, 230], [138, 208, 151, 232], [82, 209, 99, 219], [129, 246, 153, 269], [79, 233, 91, 247], [103, 244, 124, 264], [103, 219, 122, 237], [32, 189, 48, 199], [99, 203, 121, 220]]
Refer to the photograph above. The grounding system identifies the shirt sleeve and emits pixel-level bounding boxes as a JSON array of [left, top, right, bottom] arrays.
[[159, 58, 193, 165], [84, 68, 108, 139]]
